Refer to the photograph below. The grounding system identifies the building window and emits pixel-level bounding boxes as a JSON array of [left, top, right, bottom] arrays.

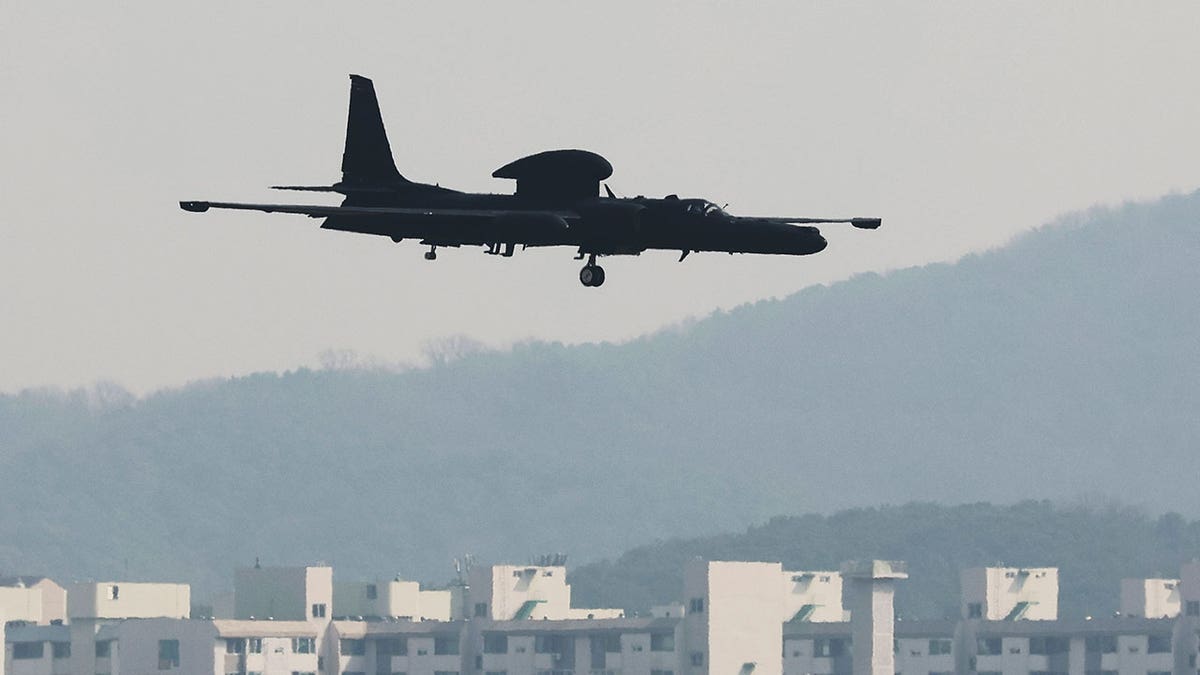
[[53, 642, 71, 659], [1085, 636, 1116, 654], [967, 602, 983, 619], [96, 641, 112, 658], [536, 635, 566, 654], [342, 639, 366, 656], [690, 652, 704, 666], [292, 637, 316, 654], [158, 639, 181, 669], [378, 638, 408, 656], [366, 584, 378, 600], [109, 584, 120, 600], [650, 633, 675, 652], [929, 639, 952, 656], [435, 636, 460, 656], [1188, 600, 1200, 617], [1148, 635, 1171, 653], [688, 598, 704, 613], [227, 639, 246, 654], [483, 634, 508, 654], [249, 638, 263, 654], [475, 602, 488, 617], [311, 603, 327, 618], [814, 639, 847, 658], [977, 638, 1001, 656], [13, 642, 45, 660], [1029, 637, 1069, 655]]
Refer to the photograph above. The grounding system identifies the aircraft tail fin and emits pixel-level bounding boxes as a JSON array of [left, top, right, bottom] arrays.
[[341, 74, 408, 186]]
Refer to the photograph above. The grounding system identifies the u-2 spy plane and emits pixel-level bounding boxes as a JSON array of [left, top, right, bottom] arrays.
[[180, 75, 880, 287]]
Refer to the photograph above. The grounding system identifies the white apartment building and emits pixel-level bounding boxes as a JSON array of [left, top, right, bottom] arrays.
[[0, 579, 67, 626], [1121, 578, 1181, 619], [781, 570, 843, 623], [10, 559, 1200, 675], [233, 566, 331, 622], [683, 560, 786, 675], [466, 564, 620, 621], [961, 567, 1059, 621], [333, 579, 452, 621], [1182, 561, 1200, 621], [2, 624, 70, 675]]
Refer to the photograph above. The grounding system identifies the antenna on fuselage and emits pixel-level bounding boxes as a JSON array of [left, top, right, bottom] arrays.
[[604, 183, 617, 199]]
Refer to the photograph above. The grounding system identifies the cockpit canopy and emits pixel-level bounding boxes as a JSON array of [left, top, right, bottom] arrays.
[[681, 199, 727, 217]]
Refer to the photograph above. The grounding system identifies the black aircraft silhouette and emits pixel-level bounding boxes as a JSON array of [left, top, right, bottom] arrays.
[[180, 75, 880, 287]]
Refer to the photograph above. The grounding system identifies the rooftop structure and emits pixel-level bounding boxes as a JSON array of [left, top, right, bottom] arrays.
[[1120, 578, 1180, 618], [0, 578, 66, 626], [234, 565, 331, 622], [961, 566, 1059, 621]]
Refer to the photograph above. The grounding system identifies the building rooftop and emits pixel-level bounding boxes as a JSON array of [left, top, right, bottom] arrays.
[[3, 624, 69, 642]]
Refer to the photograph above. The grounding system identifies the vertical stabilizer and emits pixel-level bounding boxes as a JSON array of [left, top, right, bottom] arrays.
[[342, 74, 406, 185]]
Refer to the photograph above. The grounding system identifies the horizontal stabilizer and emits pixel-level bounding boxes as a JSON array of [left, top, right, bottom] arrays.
[[270, 185, 342, 192]]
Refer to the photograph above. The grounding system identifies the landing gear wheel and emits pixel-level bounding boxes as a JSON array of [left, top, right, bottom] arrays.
[[579, 265, 605, 287]]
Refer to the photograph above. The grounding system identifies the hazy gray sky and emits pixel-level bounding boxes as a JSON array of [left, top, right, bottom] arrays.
[[2, 2, 1198, 393]]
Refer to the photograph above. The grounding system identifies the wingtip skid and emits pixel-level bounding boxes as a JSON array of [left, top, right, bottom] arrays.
[[851, 217, 882, 229], [179, 201, 211, 213]]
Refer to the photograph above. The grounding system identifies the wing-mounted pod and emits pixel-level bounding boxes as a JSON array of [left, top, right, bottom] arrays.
[[493, 149, 613, 201]]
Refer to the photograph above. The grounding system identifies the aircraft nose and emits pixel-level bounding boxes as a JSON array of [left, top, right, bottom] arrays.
[[796, 226, 827, 254]]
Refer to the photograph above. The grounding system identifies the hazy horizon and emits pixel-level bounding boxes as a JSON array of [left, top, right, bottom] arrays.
[[4, 2, 1199, 393]]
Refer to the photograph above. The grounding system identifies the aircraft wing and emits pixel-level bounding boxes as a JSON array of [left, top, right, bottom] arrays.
[[178, 201, 579, 245], [180, 201, 575, 220], [751, 216, 882, 229]]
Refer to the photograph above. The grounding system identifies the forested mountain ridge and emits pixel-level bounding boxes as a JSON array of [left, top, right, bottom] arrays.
[[2, 189, 1198, 599], [570, 500, 1200, 619]]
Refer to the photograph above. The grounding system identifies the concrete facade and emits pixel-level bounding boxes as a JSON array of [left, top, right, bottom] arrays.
[[961, 567, 1059, 621], [334, 579, 452, 621], [234, 566, 332, 622], [66, 582, 190, 621], [466, 564, 618, 622], [842, 560, 907, 675], [0, 579, 67, 627], [684, 560, 783, 675], [1121, 578, 1181, 619], [781, 571, 843, 623]]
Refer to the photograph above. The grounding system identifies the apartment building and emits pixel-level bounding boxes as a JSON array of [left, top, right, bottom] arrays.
[[1121, 579, 1181, 619], [8, 560, 1200, 675], [334, 578, 453, 621], [961, 567, 1059, 621], [466, 564, 620, 621], [0, 579, 67, 626], [233, 567, 330, 623], [781, 570, 844, 623]]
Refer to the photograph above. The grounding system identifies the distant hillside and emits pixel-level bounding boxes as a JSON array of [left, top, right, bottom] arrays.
[[2, 189, 1198, 597], [570, 501, 1200, 619]]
